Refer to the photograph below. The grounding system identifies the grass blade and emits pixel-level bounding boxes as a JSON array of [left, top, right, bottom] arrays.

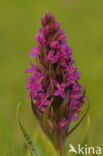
[[16, 103, 39, 156], [76, 115, 90, 156]]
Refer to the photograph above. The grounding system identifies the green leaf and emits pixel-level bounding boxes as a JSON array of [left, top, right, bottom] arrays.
[[76, 115, 90, 156], [16, 103, 39, 156], [27, 124, 59, 156]]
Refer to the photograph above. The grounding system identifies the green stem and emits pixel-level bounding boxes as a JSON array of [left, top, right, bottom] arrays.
[[58, 139, 65, 156]]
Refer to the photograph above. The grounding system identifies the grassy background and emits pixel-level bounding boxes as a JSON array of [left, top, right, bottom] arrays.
[[0, 0, 103, 155]]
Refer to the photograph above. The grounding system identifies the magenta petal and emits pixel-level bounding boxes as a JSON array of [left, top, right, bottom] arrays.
[[52, 80, 58, 86], [45, 25, 49, 34], [31, 48, 39, 53], [28, 48, 39, 58], [43, 100, 49, 106], [51, 52, 60, 63], [38, 33, 45, 43], [54, 90, 66, 99], [54, 90, 60, 96], [28, 53, 36, 58], [59, 118, 68, 130], [61, 92, 66, 99], [72, 114, 80, 121], [50, 41, 59, 49], [46, 50, 54, 61], [42, 16, 47, 25], [25, 68, 33, 73], [55, 23, 60, 30], [59, 34, 66, 41]]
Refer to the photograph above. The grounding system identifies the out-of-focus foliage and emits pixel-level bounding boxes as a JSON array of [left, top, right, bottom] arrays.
[[0, 0, 103, 155]]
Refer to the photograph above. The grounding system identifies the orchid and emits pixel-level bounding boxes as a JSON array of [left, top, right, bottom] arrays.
[[26, 12, 87, 156]]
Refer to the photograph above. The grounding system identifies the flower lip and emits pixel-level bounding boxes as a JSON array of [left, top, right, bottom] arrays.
[[53, 80, 66, 99]]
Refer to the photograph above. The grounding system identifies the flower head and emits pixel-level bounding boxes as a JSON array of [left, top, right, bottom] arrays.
[[26, 12, 86, 148]]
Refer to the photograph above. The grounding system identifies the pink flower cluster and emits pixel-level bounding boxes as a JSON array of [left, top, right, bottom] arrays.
[[26, 12, 86, 131]]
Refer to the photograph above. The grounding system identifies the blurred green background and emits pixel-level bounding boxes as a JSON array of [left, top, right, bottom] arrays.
[[0, 0, 103, 155]]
